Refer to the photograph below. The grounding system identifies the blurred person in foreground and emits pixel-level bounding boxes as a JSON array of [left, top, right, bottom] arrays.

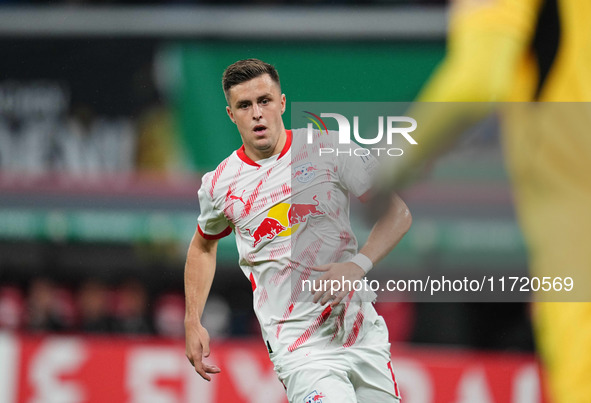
[[184, 59, 411, 402], [378, 1, 591, 402]]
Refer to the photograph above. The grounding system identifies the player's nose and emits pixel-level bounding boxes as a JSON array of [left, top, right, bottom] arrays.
[[252, 103, 262, 119]]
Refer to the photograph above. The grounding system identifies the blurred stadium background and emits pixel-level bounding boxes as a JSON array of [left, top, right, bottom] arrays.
[[0, 1, 543, 402]]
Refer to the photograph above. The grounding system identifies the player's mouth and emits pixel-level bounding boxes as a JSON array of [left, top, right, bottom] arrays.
[[253, 124, 267, 135]]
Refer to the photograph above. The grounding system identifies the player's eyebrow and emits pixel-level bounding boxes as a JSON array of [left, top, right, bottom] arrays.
[[257, 93, 272, 101]]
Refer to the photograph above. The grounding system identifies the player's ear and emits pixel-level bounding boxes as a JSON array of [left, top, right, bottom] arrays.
[[226, 105, 236, 124], [280, 94, 286, 115]]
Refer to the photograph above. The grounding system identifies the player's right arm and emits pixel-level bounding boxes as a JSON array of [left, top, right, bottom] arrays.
[[184, 228, 222, 381]]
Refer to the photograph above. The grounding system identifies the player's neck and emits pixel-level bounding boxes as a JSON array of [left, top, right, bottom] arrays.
[[245, 130, 287, 162]]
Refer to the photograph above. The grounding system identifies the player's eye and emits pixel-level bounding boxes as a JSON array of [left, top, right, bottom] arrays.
[[260, 99, 270, 105], [238, 103, 249, 109]]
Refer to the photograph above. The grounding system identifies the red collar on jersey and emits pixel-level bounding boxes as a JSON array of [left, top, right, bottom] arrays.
[[237, 129, 292, 167]]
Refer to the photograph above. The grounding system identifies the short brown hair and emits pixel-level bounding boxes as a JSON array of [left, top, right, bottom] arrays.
[[222, 58, 281, 103]]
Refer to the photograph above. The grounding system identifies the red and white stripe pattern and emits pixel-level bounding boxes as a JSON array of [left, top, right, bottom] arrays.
[[343, 307, 365, 348], [288, 304, 333, 352], [197, 129, 380, 356]]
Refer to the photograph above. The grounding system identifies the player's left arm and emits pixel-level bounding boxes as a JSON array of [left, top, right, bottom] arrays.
[[312, 192, 411, 306], [359, 192, 411, 268]]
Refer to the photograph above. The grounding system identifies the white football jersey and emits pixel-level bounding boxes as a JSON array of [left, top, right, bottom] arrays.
[[197, 128, 382, 357]]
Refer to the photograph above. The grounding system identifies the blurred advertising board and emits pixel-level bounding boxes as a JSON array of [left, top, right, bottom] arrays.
[[0, 332, 545, 403]]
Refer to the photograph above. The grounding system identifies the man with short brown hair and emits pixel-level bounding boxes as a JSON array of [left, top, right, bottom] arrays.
[[184, 58, 410, 402]]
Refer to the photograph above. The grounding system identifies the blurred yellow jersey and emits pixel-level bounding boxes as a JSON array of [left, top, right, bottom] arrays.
[[417, 1, 591, 402], [422, 0, 591, 102]]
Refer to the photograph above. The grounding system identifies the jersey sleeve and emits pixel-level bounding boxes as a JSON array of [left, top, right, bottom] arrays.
[[197, 172, 232, 240], [334, 134, 380, 199]]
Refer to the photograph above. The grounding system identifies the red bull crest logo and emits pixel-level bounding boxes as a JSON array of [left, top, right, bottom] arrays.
[[245, 196, 324, 247], [292, 162, 318, 183], [304, 390, 325, 403]]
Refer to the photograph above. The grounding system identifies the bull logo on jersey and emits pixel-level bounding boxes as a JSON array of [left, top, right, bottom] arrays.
[[245, 217, 286, 247], [288, 195, 323, 225], [304, 390, 325, 403], [292, 162, 318, 183], [245, 196, 324, 247]]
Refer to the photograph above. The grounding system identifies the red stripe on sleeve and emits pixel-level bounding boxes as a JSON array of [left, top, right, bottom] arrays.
[[197, 225, 232, 240]]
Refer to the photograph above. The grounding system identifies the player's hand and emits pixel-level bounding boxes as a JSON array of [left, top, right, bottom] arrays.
[[185, 321, 221, 381], [311, 262, 365, 307]]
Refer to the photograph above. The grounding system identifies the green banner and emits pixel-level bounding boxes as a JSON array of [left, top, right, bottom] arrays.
[[171, 40, 444, 172]]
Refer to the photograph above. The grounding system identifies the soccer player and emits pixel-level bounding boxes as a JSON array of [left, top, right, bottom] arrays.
[[381, 1, 591, 402], [184, 58, 411, 402]]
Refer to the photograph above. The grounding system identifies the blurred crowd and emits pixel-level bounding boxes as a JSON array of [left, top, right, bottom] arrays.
[[0, 276, 415, 344], [0, 278, 219, 339], [0, 276, 534, 351]]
